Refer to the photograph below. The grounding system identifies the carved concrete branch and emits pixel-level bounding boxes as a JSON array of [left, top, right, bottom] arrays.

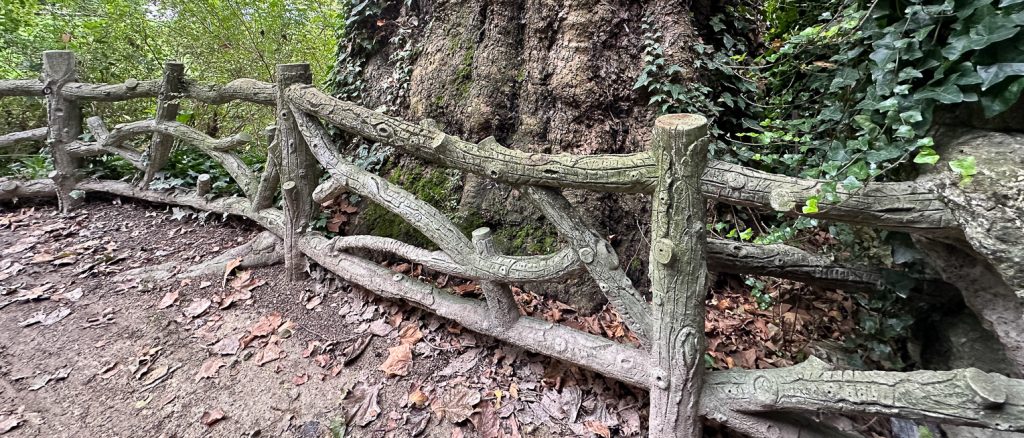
[[0, 79, 43, 97], [709, 356, 1024, 432], [84, 117, 256, 196], [330, 235, 580, 282], [525, 186, 652, 342], [181, 78, 276, 105], [2, 177, 1022, 433], [0, 128, 47, 148], [293, 107, 583, 283], [61, 79, 161, 101], [56, 78, 275, 104], [284, 84, 956, 233], [0, 179, 58, 200]]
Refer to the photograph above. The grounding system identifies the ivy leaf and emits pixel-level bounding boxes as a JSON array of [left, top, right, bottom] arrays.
[[632, 71, 651, 90], [1001, 0, 1024, 6], [899, 110, 923, 123], [739, 228, 754, 241], [895, 124, 915, 138], [915, 82, 964, 103], [913, 147, 940, 164], [802, 197, 819, 214], [980, 77, 1024, 116], [949, 156, 978, 185], [847, 160, 870, 180], [830, 67, 860, 90], [977, 63, 1024, 90], [942, 13, 1020, 59], [841, 176, 864, 191]]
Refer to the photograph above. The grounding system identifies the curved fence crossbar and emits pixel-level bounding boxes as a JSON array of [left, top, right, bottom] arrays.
[[0, 52, 1018, 438]]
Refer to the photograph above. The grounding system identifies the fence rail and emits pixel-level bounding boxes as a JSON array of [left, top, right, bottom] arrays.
[[0, 51, 1019, 438]]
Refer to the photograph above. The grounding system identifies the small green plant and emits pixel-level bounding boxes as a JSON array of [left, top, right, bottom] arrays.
[[745, 276, 773, 310], [4, 155, 52, 179]]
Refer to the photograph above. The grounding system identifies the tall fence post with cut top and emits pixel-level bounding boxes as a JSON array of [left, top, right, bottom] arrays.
[[42, 50, 83, 213], [275, 63, 320, 281], [647, 114, 711, 438]]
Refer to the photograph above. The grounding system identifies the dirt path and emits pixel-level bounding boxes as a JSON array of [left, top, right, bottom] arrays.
[[0, 200, 649, 438]]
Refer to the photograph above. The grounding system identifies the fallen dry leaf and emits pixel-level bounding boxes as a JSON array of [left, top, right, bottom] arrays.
[[398, 324, 423, 346], [219, 289, 251, 310], [211, 335, 241, 356], [28, 366, 71, 391], [140, 364, 170, 386], [469, 402, 500, 437], [431, 386, 481, 423], [409, 389, 429, 408], [183, 298, 211, 318], [584, 420, 612, 438], [304, 295, 322, 310], [378, 344, 413, 377], [341, 382, 382, 427], [0, 415, 22, 434], [222, 258, 242, 287], [255, 337, 285, 366], [201, 408, 226, 426], [249, 313, 283, 337], [341, 335, 372, 366], [291, 374, 308, 386], [157, 291, 179, 309], [195, 358, 225, 381], [19, 307, 71, 327]]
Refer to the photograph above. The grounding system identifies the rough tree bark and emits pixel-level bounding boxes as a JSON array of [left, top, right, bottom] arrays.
[[344, 0, 706, 309]]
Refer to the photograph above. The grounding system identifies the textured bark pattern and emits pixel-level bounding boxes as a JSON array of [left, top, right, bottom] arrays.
[[42, 51, 83, 213], [276, 64, 319, 281], [142, 62, 185, 188], [252, 125, 281, 211], [914, 128, 1024, 373], [0, 79, 44, 97], [291, 85, 957, 232], [648, 114, 710, 438], [181, 231, 283, 278], [81, 117, 256, 194], [0, 127, 47, 148], [915, 236, 1024, 376], [331, 235, 580, 282], [472, 228, 521, 330], [712, 356, 1024, 432], [4, 177, 1024, 433], [294, 108, 584, 284], [62, 79, 160, 101]]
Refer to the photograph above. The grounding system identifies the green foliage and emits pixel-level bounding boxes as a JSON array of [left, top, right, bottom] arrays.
[[0, 155, 53, 179], [0, 0, 338, 180], [356, 164, 462, 249], [745, 276, 773, 310], [641, 0, 1024, 198]]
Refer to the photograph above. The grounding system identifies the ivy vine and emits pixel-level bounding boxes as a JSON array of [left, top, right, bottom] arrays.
[[637, 0, 1024, 211]]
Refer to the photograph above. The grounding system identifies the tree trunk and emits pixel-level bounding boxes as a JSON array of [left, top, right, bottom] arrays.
[[346, 0, 710, 310]]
